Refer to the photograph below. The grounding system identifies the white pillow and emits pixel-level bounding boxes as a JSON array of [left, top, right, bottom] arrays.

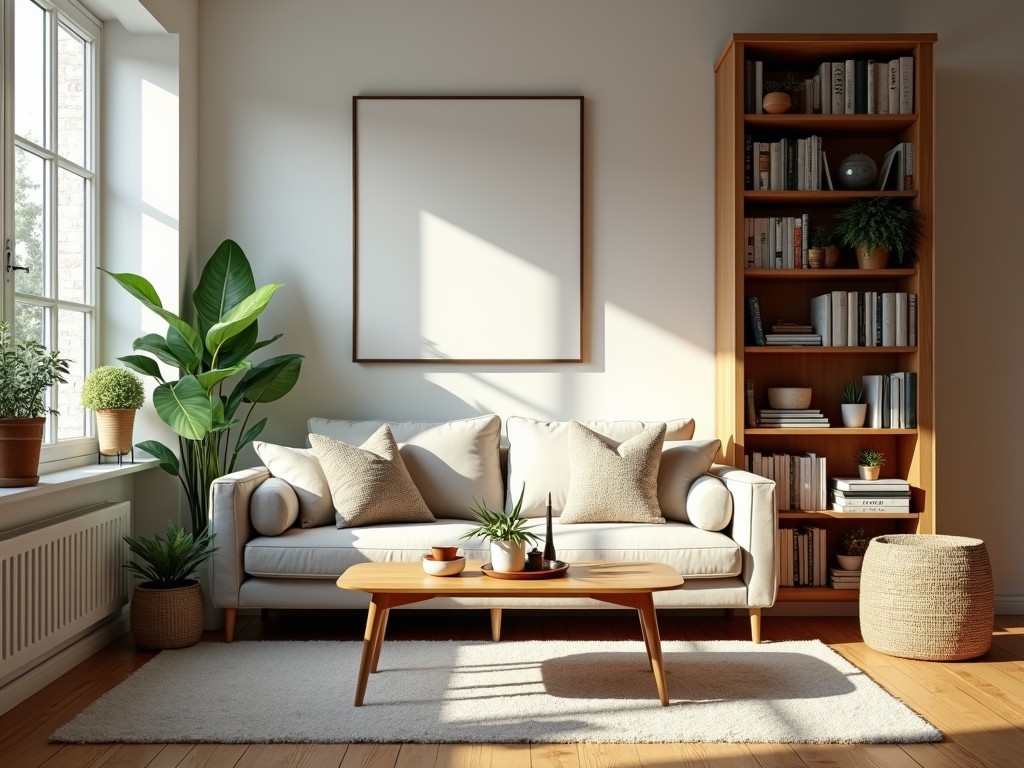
[[685, 475, 734, 531], [309, 426, 434, 528], [308, 414, 502, 520], [505, 416, 696, 517], [657, 439, 722, 522], [559, 421, 666, 524], [253, 442, 333, 528], [250, 477, 300, 536]]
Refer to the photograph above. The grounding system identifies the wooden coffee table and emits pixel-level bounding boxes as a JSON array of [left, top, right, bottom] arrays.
[[337, 560, 684, 706]]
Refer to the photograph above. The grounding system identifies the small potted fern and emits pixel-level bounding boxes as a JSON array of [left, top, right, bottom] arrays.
[[123, 521, 217, 649], [81, 365, 145, 459], [841, 380, 867, 428], [834, 196, 923, 269], [460, 486, 541, 573]]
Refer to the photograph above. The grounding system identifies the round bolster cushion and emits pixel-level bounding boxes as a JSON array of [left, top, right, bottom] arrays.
[[250, 477, 300, 535], [686, 475, 733, 531]]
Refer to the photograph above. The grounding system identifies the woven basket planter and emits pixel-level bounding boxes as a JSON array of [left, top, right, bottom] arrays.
[[0, 417, 45, 487], [95, 409, 137, 456], [860, 534, 994, 661], [130, 581, 205, 650]]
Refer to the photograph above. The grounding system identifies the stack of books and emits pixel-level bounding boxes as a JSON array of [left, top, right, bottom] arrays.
[[758, 408, 830, 428], [830, 477, 912, 512], [830, 567, 861, 590]]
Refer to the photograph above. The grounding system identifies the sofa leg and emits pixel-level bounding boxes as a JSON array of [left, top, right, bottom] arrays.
[[225, 608, 236, 643], [749, 608, 761, 644], [490, 608, 502, 642]]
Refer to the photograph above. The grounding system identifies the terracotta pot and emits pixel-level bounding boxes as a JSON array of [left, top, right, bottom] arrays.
[[808, 248, 824, 269], [856, 245, 890, 269], [858, 464, 881, 480], [130, 581, 205, 650], [0, 417, 45, 487], [95, 409, 137, 456], [762, 91, 792, 114], [824, 245, 841, 269]]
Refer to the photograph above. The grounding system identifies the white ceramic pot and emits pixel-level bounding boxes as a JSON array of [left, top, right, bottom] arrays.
[[841, 403, 868, 428], [490, 540, 526, 573], [836, 554, 864, 572]]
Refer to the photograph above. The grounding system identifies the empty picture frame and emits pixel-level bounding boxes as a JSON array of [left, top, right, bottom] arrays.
[[353, 96, 583, 362]]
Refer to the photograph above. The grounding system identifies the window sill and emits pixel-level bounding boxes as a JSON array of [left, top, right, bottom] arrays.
[[0, 458, 161, 509]]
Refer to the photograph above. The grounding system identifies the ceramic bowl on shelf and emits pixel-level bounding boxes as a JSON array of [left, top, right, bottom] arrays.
[[422, 554, 466, 576], [767, 387, 812, 410]]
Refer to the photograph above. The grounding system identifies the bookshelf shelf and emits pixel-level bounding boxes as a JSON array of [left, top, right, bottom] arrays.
[[716, 33, 935, 602]]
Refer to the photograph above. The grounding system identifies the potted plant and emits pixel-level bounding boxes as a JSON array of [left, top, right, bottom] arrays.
[[460, 486, 541, 572], [834, 196, 924, 269], [102, 239, 304, 537], [81, 365, 145, 459], [123, 521, 217, 649], [762, 74, 801, 114], [855, 448, 885, 480], [0, 322, 71, 487], [836, 527, 870, 571], [841, 380, 867, 428]]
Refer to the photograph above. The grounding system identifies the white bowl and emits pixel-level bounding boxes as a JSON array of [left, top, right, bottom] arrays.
[[422, 554, 466, 576], [767, 387, 812, 410]]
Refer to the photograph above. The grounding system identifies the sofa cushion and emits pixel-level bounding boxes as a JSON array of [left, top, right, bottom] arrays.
[[243, 518, 741, 580], [686, 475, 734, 531], [249, 477, 300, 535], [309, 426, 435, 528], [505, 416, 696, 517], [253, 442, 335, 528], [657, 439, 722, 522], [560, 421, 666, 524], [308, 414, 502, 520]]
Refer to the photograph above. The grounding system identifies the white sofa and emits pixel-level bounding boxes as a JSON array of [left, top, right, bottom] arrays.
[[209, 415, 777, 642]]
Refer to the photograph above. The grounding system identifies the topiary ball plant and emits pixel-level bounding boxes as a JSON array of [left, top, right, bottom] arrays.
[[81, 365, 145, 411]]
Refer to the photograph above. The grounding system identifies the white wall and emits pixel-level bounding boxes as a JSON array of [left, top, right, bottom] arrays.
[[193, 1, 1024, 605]]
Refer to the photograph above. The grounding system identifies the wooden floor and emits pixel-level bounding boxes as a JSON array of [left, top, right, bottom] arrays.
[[2, 610, 1023, 768]]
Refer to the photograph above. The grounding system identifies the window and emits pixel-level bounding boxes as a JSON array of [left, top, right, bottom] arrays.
[[3, 0, 100, 459]]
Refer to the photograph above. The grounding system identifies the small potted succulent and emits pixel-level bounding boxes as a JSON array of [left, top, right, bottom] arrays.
[[855, 448, 885, 480], [123, 521, 217, 649], [836, 527, 870, 571], [834, 196, 924, 269], [841, 380, 867, 428], [460, 485, 541, 573], [0, 322, 71, 487], [81, 365, 145, 459]]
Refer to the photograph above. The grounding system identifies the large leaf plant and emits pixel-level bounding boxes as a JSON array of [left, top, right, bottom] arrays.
[[103, 239, 303, 535]]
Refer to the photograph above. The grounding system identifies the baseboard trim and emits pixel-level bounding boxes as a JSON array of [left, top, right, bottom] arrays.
[[996, 593, 1024, 616], [0, 614, 130, 717]]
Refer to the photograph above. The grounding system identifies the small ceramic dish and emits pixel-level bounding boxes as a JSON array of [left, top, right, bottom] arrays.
[[422, 554, 466, 576]]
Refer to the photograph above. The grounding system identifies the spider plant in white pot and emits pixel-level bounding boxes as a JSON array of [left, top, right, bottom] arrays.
[[460, 486, 541, 572]]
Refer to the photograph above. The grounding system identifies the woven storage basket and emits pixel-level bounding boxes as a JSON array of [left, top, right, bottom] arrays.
[[860, 534, 994, 661], [130, 582, 204, 650]]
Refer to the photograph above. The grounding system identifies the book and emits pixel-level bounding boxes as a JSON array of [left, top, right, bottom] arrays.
[[877, 143, 903, 190], [875, 61, 889, 114], [818, 62, 831, 115], [895, 292, 908, 346], [887, 59, 899, 114], [754, 60, 763, 114], [745, 379, 757, 428], [831, 477, 910, 492], [771, 323, 813, 333], [881, 292, 897, 346], [810, 293, 832, 346], [832, 488, 911, 499], [904, 371, 918, 429], [899, 55, 914, 114], [903, 141, 914, 190], [831, 62, 845, 115], [908, 293, 917, 347], [746, 296, 766, 346], [844, 59, 855, 114], [831, 291, 848, 347], [832, 497, 911, 509], [855, 59, 868, 113]]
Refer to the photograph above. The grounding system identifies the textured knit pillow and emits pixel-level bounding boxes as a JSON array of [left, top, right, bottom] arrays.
[[559, 421, 667, 524], [308, 426, 434, 528], [253, 442, 334, 528]]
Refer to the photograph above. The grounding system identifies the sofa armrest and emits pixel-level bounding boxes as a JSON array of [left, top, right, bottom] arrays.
[[708, 464, 777, 607], [209, 466, 272, 608]]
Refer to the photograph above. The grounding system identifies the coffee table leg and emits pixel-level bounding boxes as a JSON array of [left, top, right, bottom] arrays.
[[354, 595, 387, 706], [636, 596, 670, 706], [637, 610, 653, 671], [370, 608, 390, 672], [490, 608, 502, 642]]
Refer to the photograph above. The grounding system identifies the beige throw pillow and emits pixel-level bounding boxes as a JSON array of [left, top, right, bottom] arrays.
[[657, 439, 722, 522], [559, 421, 667, 524], [253, 442, 334, 528], [309, 426, 434, 529]]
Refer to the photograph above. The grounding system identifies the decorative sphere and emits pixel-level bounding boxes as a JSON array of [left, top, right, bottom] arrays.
[[837, 152, 879, 190]]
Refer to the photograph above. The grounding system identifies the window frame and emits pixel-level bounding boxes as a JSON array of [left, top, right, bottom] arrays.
[[2, 0, 101, 467]]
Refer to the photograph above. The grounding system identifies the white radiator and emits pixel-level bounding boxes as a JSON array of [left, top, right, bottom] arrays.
[[0, 502, 131, 685]]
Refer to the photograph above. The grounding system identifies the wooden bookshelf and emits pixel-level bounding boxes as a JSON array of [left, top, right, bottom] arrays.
[[714, 34, 936, 601]]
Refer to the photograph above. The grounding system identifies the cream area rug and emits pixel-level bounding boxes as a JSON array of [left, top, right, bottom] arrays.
[[52, 639, 940, 744]]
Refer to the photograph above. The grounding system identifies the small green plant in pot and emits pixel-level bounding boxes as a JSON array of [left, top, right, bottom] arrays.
[[460, 485, 541, 573], [855, 448, 885, 480], [0, 322, 71, 487], [762, 73, 801, 113], [836, 527, 870, 571], [81, 365, 145, 458], [841, 380, 867, 428], [834, 196, 923, 269], [123, 521, 217, 649]]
